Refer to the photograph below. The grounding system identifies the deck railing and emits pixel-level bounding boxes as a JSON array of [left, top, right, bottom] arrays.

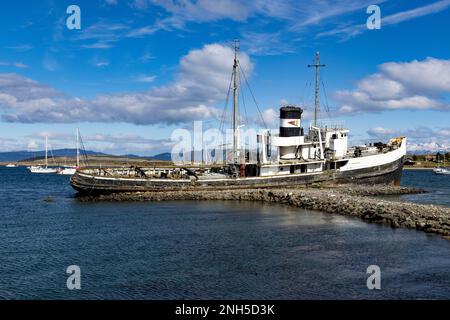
[[310, 120, 346, 130]]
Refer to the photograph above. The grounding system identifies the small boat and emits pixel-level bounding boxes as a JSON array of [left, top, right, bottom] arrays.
[[29, 136, 58, 174], [5, 163, 17, 167], [433, 167, 450, 175], [57, 129, 80, 175], [434, 154, 450, 175], [57, 167, 77, 175], [29, 166, 58, 174]]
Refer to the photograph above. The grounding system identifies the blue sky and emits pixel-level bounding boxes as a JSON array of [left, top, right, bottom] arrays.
[[0, 0, 449, 155]]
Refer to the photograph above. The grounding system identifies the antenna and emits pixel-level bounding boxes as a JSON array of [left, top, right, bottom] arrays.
[[308, 51, 326, 127]]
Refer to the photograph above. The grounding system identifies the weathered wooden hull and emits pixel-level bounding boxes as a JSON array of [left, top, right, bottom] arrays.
[[70, 156, 404, 195]]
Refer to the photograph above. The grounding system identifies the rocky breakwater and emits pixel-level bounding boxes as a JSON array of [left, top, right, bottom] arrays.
[[77, 185, 450, 238]]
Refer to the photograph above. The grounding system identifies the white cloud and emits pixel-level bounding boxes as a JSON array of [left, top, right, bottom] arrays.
[[127, 25, 159, 37], [0, 43, 253, 125], [0, 73, 60, 100], [255, 108, 278, 127], [319, 0, 450, 40], [367, 126, 450, 152], [357, 74, 406, 100], [64, 1, 450, 55], [81, 42, 114, 49], [76, 22, 129, 42], [383, 0, 450, 25], [142, 0, 385, 28], [0, 61, 29, 69], [241, 31, 296, 56], [408, 141, 450, 153], [73, 20, 174, 49], [144, 0, 255, 22], [93, 61, 110, 68], [21, 131, 174, 155], [437, 129, 450, 137], [135, 75, 156, 83], [380, 58, 450, 94], [367, 127, 396, 137], [334, 57, 450, 114], [7, 44, 33, 52], [127, 0, 388, 47], [130, 0, 151, 10], [140, 50, 156, 63], [288, 0, 386, 30], [43, 54, 58, 72], [27, 140, 39, 151], [67, 0, 449, 56]]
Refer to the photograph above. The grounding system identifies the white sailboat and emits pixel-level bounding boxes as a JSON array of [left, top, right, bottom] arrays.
[[29, 136, 58, 174], [5, 163, 17, 167], [433, 153, 450, 175], [57, 129, 80, 175]]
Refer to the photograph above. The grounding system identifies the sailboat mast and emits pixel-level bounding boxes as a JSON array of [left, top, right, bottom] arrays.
[[76, 128, 80, 167], [45, 135, 48, 168], [232, 39, 239, 164], [308, 51, 325, 127]]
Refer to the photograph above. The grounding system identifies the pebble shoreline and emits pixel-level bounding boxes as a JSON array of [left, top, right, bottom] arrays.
[[77, 185, 450, 239]]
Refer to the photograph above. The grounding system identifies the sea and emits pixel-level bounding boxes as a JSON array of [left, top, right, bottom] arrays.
[[1, 167, 450, 299]]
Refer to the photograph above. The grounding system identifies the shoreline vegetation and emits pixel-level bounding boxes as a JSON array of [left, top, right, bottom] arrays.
[[77, 184, 450, 240]]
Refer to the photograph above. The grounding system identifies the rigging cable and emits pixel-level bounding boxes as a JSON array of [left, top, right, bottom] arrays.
[[78, 133, 90, 167], [238, 67, 249, 127], [237, 60, 268, 130], [321, 78, 331, 118], [218, 70, 234, 134], [215, 69, 234, 155]]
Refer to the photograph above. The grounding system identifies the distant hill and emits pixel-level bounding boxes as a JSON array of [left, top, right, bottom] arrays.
[[150, 152, 172, 161], [0, 149, 107, 162], [0, 149, 172, 163]]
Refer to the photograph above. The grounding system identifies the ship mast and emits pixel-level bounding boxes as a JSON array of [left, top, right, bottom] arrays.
[[76, 128, 80, 167], [232, 39, 240, 164], [308, 51, 325, 127]]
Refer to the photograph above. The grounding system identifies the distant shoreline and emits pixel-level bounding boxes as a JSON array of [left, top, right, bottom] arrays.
[[0, 163, 440, 171]]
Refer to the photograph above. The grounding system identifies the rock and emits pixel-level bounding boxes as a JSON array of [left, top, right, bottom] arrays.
[[390, 220, 400, 229]]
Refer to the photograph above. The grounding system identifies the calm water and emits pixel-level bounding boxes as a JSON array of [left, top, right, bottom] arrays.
[[398, 169, 450, 207], [1, 167, 450, 299]]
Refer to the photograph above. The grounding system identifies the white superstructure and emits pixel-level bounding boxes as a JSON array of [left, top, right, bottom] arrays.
[[255, 105, 405, 178]]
